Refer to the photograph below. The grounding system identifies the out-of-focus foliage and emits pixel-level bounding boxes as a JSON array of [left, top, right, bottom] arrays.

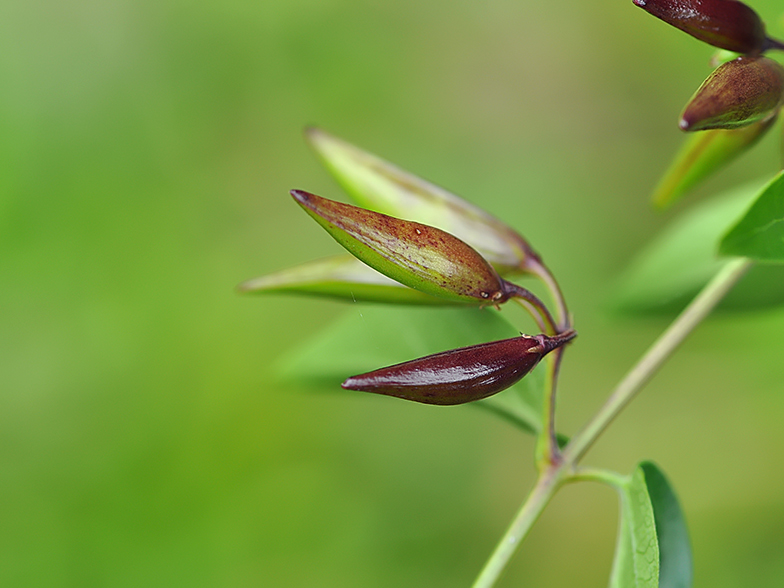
[[3, 1, 784, 587]]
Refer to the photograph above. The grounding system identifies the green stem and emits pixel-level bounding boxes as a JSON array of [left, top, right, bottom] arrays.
[[562, 257, 751, 464], [527, 257, 570, 331], [503, 280, 558, 335], [471, 257, 751, 588], [470, 467, 564, 588], [567, 467, 627, 488], [512, 297, 548, 334], [537, 346, 566, 467]]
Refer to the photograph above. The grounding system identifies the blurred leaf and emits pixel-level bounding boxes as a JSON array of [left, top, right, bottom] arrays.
[[640, 462, 693, 588], [238, 255, 458, 305], [279, 306, 548, 435], [292, 190, 509, 305], [609, 465, 659, 588], [720, 171, 784, 262], [612, 179, 784, 313], [652, 117, 776, 210], [306, 127, 536, 273], [610, 462, 692, 588]]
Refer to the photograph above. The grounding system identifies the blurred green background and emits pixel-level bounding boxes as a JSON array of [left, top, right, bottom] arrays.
[[3, 0, 784, 586]]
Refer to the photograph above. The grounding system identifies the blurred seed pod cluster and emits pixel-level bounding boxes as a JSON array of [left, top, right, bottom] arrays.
[[634, 0, 784, 208]]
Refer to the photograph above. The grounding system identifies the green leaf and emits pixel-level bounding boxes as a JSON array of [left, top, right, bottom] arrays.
[[651, 117, 776, 210], [237, 255, 458, 305], [292, 190, 510, 305], [610, 466, 659, 588], [720, 171, 784, 261], [609, 487, 636, 588], [609, 462, 692, 588], [640, 462, 693, 588], [612, 179, 784, 313], [278, 306, 547, 435], [306, 127, 536, 273]]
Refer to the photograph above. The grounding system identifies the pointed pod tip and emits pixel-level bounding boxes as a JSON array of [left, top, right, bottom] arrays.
[[303, 125, 323, 141], [342, 375, 372, 392], [679, 117, 693, 131], [541, 329, 577, 354], [290, 189, 312, 204]]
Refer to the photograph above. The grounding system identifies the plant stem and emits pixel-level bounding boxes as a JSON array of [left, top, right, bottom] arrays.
[[537, 346, 566, 467], [471, 257, 751, 588], [562, 257, 752, 464], [527, 257, 570, 331], [567, 466, 627, 488], [471, 467, 564, 588], [512, 297, 548, 334], [504, 280, 558, 335]]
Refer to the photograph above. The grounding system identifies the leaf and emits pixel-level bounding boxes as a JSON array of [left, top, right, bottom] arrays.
[[609, 488, 636, 588], [720, 170, 784, 261], [237, 255, 458, 305], [651, 117, 776, 210], [640, 462, 693, 588], [305, 127, 536, 273], [612, 179, 784, 314], [278, 306, 548, 435], [292, 190, 510, 305], [609, 462, 692, 588], [609, 466, 659, 588]]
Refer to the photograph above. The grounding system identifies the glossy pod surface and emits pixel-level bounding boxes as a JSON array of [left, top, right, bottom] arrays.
[[633, 0, 767, 54], [342, 330, 576, 405]]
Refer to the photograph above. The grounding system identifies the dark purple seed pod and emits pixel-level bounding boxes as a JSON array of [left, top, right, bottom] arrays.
[[680, 55, 784, 131], [341, 330, 576, 406], [633, 0, 767, 54]]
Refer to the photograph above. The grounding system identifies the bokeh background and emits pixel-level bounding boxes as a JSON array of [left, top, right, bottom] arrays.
[[3, 0, 784, 586]]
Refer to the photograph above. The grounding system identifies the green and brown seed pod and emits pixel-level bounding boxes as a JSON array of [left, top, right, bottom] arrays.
[[292, 189, 513, 305], [680, 56, 784, 132]]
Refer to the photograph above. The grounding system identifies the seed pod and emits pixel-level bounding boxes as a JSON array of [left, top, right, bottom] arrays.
[[305, 126, 539, 274], [342, 330, 576, 405], [680, 56, 784, 132], [292, 189, 511, 305], [632, 0, 767, 54]]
